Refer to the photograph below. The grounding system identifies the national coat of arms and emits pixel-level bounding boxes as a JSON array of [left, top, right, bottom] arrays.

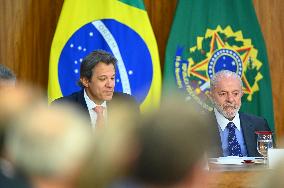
[[174, 25, 263, 111]]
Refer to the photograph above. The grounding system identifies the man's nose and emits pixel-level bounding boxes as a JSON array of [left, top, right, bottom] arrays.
[[226, 93, 234, 102], [106, 79, 115, 88]]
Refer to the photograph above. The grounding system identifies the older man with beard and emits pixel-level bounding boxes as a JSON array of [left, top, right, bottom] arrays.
[[208, 70, 271, 157]]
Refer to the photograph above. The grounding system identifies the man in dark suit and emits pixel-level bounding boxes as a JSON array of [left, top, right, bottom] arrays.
[[208, 70, 271, 157], [52, 50, 139, 127]]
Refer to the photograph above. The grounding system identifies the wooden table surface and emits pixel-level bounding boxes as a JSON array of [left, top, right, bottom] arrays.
[[207, 162, 269, 188]]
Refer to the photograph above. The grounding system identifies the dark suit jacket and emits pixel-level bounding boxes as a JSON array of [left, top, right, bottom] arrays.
[[51, 90, 140, 124], [207, 112, 271, 157]]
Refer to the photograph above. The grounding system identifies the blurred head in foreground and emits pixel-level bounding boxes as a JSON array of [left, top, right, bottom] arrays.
[[5, 104, 92, 188], [257, 138, 284, 188], [0, 84, 43, 156], [0, 64, 16, 88], [78, 101, 140, 188], [131, 97, 211, 188], [0, 85, 44, 187], [258, 159, 284, 188]]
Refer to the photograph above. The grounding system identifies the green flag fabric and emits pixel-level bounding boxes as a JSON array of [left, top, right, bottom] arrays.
[[164, 0, 274, 130]]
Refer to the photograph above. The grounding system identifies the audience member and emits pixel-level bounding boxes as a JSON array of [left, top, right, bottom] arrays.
[[257, 159, 284, 188], [0, 84, 43, 188], [5, 104, 92, 188], [77, 101, 140, 188], [121, 98, 211, 188]]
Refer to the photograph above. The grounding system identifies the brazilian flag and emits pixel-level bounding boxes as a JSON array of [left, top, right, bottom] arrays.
[[48, 0, 161, 112], [164, 0, 274, 130]]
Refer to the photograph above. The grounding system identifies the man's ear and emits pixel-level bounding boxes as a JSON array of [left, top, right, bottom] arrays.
[[80, 77, 89, 88], [208, 89, 213, 101], [240, 90, 244, 97]]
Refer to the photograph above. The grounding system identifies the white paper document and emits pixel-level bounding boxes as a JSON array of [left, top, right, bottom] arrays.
[[210, 156, 263, 165]]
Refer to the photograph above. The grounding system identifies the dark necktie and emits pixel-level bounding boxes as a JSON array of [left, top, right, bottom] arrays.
[[227, 122, 243, 157], [93, 106, 105, 128]]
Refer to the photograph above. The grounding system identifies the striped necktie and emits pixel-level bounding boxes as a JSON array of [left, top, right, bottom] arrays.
[[93, 106, 105, 128]]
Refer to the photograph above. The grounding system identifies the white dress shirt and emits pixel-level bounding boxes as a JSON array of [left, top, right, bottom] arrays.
[[214, 108, 248, 156], [214, 108, 241, 132], [84, 89, 107, 127]]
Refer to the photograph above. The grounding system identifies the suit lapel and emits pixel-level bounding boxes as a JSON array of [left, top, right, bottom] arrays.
[[77, 90, 91, 122], [240, 113, 257, 156], [77, 90, 88, 110], [105, 93, 117, 122]]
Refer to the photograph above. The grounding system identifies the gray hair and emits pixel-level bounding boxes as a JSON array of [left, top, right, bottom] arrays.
[[210, 70, 243, 90]]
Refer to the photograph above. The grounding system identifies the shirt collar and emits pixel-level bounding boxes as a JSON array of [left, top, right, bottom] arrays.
[[84, 89, 107, 110], [214, 108, 241, 131]]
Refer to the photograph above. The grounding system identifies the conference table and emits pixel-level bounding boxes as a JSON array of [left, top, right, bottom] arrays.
[[207, 158, 268, 188]]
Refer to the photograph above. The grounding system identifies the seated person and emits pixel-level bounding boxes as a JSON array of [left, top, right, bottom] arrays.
[[208, 70, 271, 157], [52, 49, 139, 128]]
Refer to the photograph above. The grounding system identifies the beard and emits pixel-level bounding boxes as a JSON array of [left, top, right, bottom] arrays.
[[212, 100, 241, 120]]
